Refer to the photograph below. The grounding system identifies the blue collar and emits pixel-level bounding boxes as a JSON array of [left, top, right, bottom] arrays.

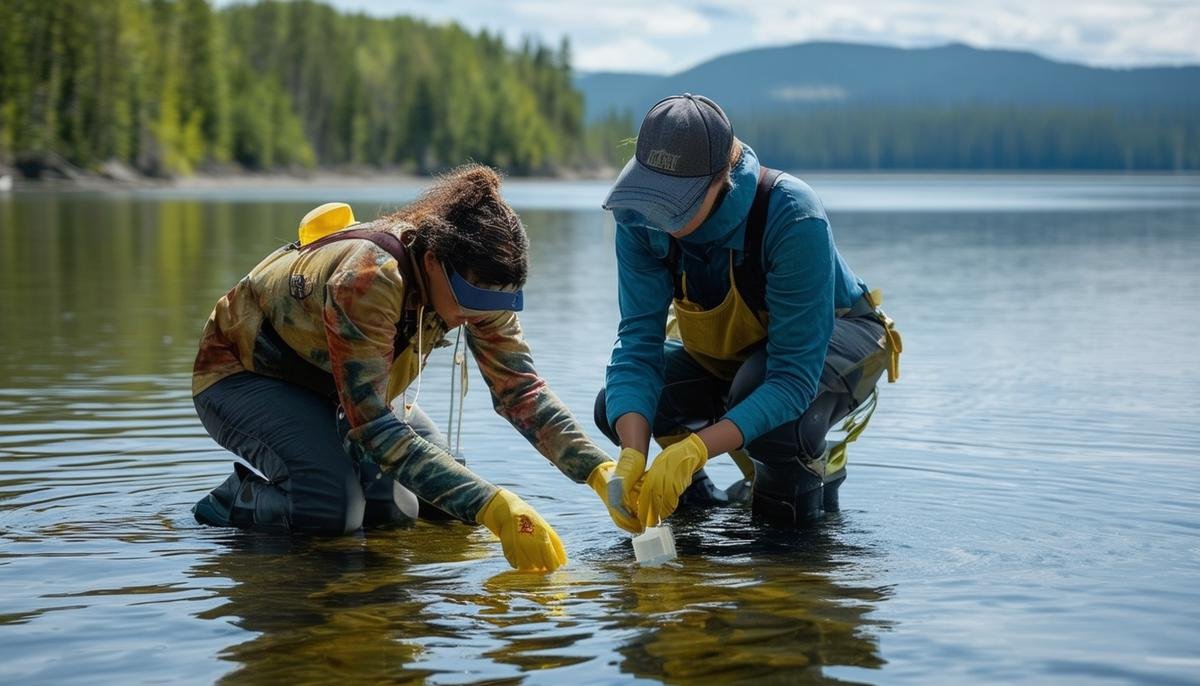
[[675, 144, 761, 252]]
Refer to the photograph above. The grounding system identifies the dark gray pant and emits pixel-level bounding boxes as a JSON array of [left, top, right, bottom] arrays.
[[594, 312, 887, 524], [193, 372, 449, 535]]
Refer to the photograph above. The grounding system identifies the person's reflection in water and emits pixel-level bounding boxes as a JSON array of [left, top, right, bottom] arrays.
[[188, 525, 481, 683], [610, 509, 891, 683], [474, 571, 597, 672], [444, 509, 891, 682]]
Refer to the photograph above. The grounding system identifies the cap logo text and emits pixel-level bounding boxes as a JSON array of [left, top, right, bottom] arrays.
[[646, 149, 681, 172]]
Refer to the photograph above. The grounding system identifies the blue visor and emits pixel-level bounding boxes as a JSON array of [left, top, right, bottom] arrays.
[[448, 268, 524, 312]]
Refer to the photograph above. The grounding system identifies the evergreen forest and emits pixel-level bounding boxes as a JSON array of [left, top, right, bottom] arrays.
[[0, 0, 589, 176]]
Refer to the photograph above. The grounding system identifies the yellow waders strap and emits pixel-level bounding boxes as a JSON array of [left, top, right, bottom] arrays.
[[865, 288, 903, 383], [825, 388, 879, 474], [882, 320, 902, 383], [841, 389, 877, 445]]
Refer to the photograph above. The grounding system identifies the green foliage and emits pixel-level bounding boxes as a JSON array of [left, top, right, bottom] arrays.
[[584, 109, 637, 170], [215, 0, 586, 174], [0, 0, 587, 176]]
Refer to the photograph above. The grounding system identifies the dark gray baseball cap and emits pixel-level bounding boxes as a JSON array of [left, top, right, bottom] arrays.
[[603, 93, 733, 233]]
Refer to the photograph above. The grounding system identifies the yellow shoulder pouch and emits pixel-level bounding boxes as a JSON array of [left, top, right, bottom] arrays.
[[298, 202, 356, 246]]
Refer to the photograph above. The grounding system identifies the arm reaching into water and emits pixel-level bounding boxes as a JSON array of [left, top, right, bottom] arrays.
[[467, 311, 642, 533], [324, 252, 564, 570]]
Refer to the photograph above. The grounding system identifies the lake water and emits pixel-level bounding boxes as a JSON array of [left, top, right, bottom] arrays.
[[1, 174, 1198, 684]]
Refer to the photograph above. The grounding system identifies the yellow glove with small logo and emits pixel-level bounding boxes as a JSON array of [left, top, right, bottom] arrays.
[[638, 433, 709, 527], [476, 489, 567, 572], [587, 448, 647, 534]]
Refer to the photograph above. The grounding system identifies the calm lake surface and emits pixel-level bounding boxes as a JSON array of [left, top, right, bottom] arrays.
[[1, 174, 1198, 684]]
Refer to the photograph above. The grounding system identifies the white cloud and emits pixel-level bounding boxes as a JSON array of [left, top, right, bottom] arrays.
[[575, 36, 675, 72], [219, 0, 1200, 71], [513, 1, 712, 37], [743, 0, 1200, 68], [771, 85, 848, 103]]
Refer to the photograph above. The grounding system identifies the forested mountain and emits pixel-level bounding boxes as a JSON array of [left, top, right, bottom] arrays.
[[0, 0, 584, 177], [578, 42, 1200, 120], [578, 42, 1200, 170]]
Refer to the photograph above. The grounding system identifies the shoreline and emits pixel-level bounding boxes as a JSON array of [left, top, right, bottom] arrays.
[[2, 166, 1197, 195], [0, 165, 621, 193]]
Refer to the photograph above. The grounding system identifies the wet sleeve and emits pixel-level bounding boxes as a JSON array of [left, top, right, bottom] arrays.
[[324, 259, 498, 521], [604, 223, 674, 432], [722, 216, 835, 444], [466, 311, 610, 483]]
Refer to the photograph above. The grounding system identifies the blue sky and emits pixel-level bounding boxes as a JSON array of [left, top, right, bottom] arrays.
[[218, 0, 1200, 73]]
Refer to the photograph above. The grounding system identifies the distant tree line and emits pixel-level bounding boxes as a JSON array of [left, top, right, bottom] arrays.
[[734, 106, 1200, 171], [591, 105, 1200, 171], [0, 0, 587, 176]]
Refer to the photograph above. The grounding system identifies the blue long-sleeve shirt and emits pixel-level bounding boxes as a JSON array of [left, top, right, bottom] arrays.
[[605, 145, 868, 444]]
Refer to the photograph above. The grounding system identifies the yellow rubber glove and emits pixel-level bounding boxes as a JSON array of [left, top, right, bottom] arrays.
[[587, 449, 646, 534], [611, 447, 647, 520], [638, 433, 708, 527], [476, 489, 567, 572]]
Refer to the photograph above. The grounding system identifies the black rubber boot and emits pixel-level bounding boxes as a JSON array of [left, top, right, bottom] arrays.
[[192, 468, 242, 527], [724, 477, 754, 505], [750, 459, 829, 527], [822, 468, 846, 513], [676, 468, 730, 509], [193, 463, 290, 532], [359, 460, 420, 528]]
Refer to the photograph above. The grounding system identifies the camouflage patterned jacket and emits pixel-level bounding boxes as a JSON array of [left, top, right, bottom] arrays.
[[193, 223, 610, 522]]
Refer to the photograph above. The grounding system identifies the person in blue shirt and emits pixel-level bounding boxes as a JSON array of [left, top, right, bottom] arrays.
[[592, 94, 902, 529]]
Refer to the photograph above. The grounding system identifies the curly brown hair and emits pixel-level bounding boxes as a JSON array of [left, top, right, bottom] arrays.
[[386, 163, 528, 288]]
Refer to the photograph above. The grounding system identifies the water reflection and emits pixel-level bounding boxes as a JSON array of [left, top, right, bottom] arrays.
[[3, 180, 1199, 684], [179, 508, 889, 683], [189, 528, 476, 683], [610, 513, 889, 683]]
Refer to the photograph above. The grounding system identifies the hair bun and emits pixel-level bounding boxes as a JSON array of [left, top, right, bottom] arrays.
[[439, 164, 502, 210], [385, 163, 527, 288]]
